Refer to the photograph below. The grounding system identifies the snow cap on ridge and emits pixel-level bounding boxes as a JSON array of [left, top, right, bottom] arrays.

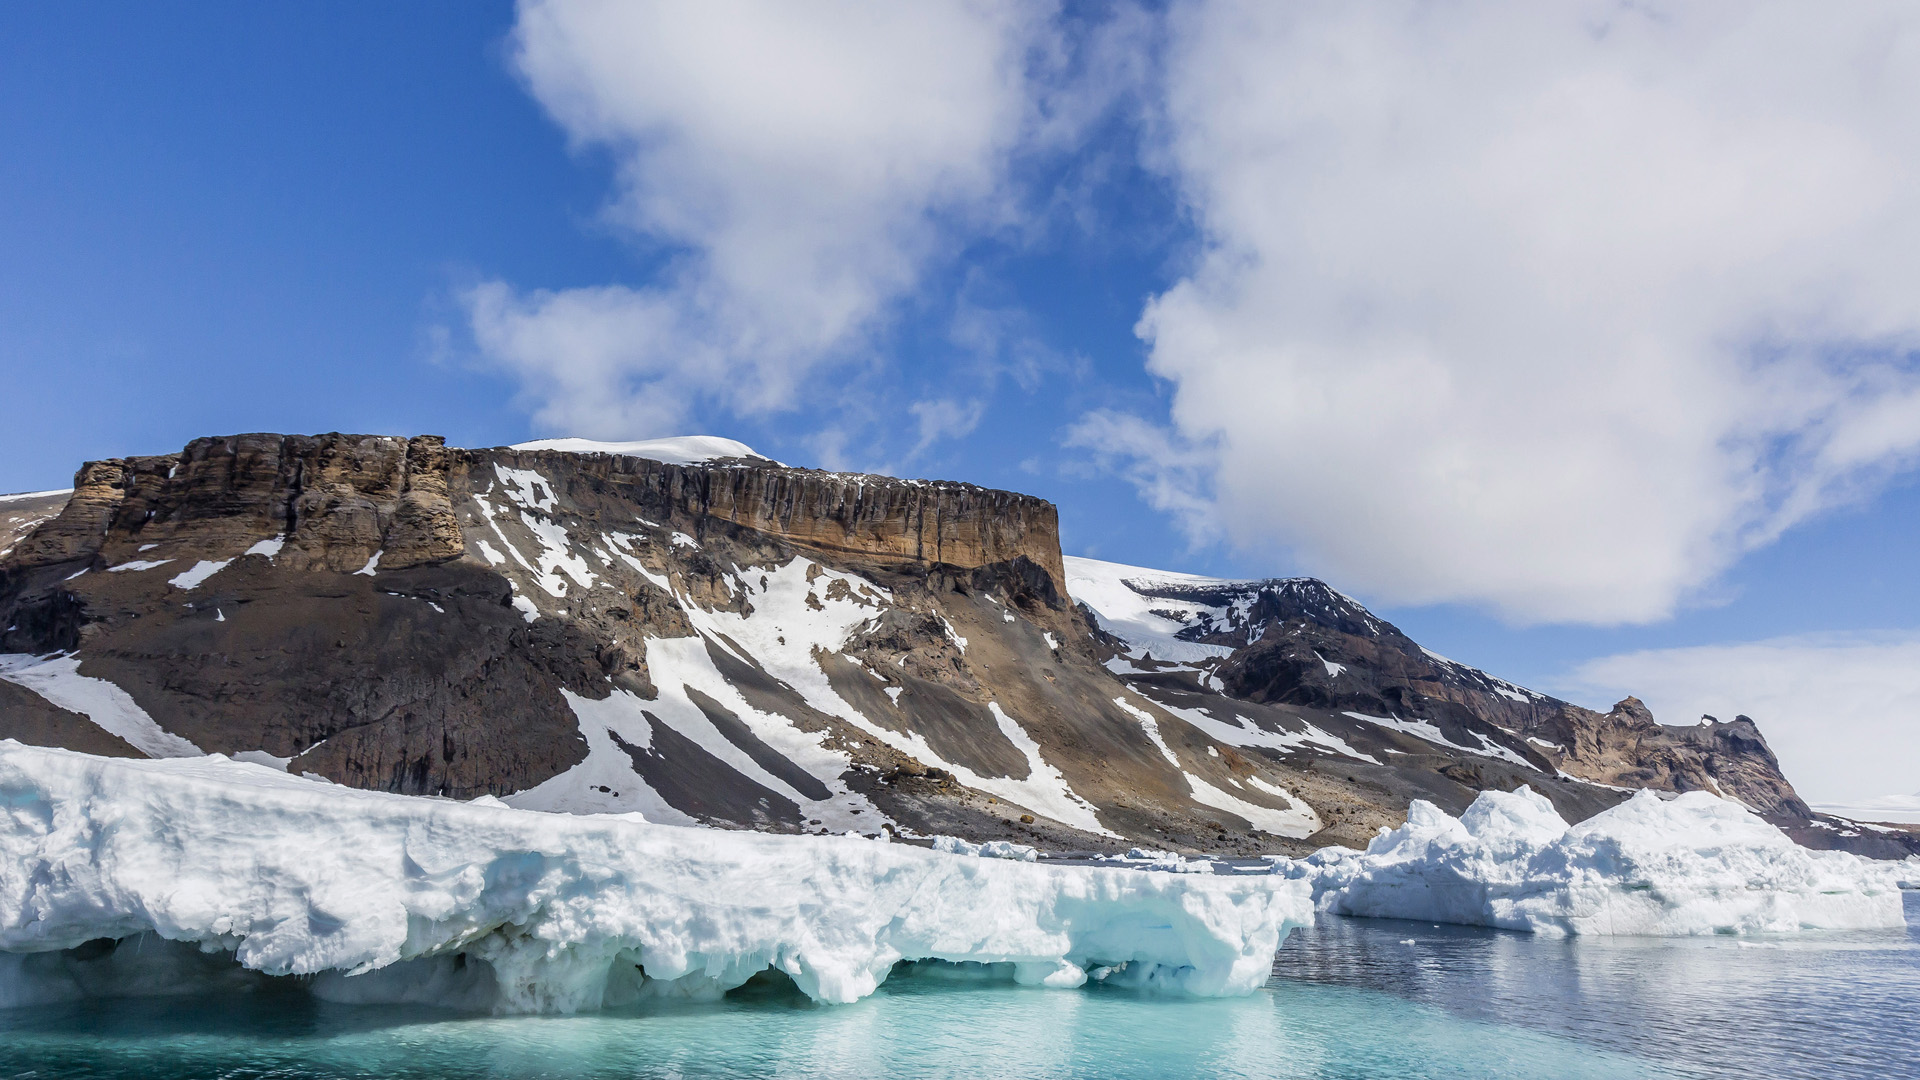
[[509, 436, 775, 466]]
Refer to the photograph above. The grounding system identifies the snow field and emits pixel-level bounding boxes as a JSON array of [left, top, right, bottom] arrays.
[[0, 743, 1311, 1014], [1288, 786, 1909, 936]]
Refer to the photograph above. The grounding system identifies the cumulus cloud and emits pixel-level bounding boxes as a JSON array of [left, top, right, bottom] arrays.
[[1104, 0, 1920, 624], [1562, 633, 1920, 805], [471, 0, 1056, 439]]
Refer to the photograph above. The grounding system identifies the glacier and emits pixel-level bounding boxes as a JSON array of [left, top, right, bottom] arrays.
[[1292, 785, 1912, 936], [0, 742, 1308, 1014]]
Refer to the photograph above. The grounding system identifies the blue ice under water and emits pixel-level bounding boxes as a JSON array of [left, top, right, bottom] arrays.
[[1, 893, 1914, 1080]]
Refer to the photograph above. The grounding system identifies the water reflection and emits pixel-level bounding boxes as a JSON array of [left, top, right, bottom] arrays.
[[1272, 891, 1920, 1080], [0, 897, 1909, 1079]]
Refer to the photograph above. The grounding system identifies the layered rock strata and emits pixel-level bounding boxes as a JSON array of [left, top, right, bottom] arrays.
[[0, 432, 1898, 859]]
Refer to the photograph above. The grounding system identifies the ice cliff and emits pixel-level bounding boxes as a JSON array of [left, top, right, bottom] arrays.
[[0, 742, 1308, 1014], [1292, 785, 1910, 936]]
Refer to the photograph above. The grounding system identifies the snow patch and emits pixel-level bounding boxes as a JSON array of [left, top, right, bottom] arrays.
[[492, 464, 559, 512], [0, 654, 201, 758], [1344, 711, 1535, 770], [1112, 698, 1321, 838], [1183, 773, 1320, 838], [168, 559, 232, 590], [1113, 697, 1180, 768], [981, 703, 1113, 836], [1147, 694, 1381, 765]]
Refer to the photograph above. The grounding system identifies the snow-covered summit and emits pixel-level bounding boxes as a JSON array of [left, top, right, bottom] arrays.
[[1065, 555, 1384, 660], [1064, 556, 1250, 664], [510, 436, 776, 467]]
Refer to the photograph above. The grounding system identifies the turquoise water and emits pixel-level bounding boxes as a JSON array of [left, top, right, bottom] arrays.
[[0, 893, 1913, 1080]]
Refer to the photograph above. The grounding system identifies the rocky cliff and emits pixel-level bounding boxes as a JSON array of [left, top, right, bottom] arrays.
[[1, 433, 1902, 858], [1129, 570, 1808, 817]]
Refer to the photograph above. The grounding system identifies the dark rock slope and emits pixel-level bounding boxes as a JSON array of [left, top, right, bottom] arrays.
[[0, 432, 1904, 858], [1068, 558, 1914, 856]]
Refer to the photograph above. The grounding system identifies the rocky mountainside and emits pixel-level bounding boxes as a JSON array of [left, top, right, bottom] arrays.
[[1068, 558, 1917, 858], [1, 432, 1910, 858]]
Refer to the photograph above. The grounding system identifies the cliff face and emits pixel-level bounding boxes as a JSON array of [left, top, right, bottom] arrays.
[[0, 434, 1175, 847], [7, 433, 463, 577], [496, 449, 1067, 591], [0, 433, 1898, 858]]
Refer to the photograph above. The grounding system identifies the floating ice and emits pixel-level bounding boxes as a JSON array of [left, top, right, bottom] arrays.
[[1288, 786, 1909, 936], [930, 836, 1038, 862], [0, 744, 1308, 1014]]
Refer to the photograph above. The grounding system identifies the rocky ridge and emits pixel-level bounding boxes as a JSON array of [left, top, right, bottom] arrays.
[[0, 432, 1908, 858]]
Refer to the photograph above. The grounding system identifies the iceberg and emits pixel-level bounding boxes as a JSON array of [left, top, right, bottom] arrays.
[[1291, 786, 1909, 936], [929, 835, 1039, 861], [0, 743, 1309, 1014]]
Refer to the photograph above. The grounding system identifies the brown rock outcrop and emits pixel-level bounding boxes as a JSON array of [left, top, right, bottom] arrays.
[[7, 462, 127, 565], [480, 449, 1068, 599], [3, 433, 465, 575]]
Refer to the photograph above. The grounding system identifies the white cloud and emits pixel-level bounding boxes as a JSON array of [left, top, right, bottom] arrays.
[[907, 398, 987, 457], [471, 0, 1057, 438], [1106, 0, 1920, 624], [1561, 633, 1920, 805], [1063, 408, 1218, 535]]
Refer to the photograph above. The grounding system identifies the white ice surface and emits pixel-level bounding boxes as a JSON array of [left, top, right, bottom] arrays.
[[0, 744, 1308, 1012], [511, 436, 772, 466], [1288, 786, 1909, 936], [0, 654, 200, 758]]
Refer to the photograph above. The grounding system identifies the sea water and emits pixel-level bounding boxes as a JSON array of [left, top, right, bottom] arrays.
[[0, 893, 1912, 1080]]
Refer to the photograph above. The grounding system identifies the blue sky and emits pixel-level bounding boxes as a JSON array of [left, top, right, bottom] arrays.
[[4, 2, 1917, 804]]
